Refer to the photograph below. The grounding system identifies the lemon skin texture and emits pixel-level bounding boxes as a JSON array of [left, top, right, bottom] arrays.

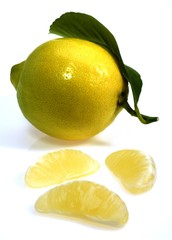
[[14, 38, 126, 140]]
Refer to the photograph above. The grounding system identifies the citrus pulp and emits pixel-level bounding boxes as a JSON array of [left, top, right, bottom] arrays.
[[105, 149, 156, 194], [25, 149, 99, 187], [35, 180, 128, 227]]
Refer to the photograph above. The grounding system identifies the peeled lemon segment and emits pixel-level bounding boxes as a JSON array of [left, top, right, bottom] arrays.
[[25, 149, 99, 188], [35, 180, 128, 227], [105, 149, 156, 194]]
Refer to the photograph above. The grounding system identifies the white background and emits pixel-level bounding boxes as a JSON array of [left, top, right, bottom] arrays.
[[0, 0, 172, 239]]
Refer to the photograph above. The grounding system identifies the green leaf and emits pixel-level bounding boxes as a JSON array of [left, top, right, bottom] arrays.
[[49, 12, 158, 124], [125, 65, 142, 104], [50, 12, 124, 70]]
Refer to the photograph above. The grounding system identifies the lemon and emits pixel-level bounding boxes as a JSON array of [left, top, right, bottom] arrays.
[[105, 149, 156, 194], [25, 149, 99, 188], [35, 180, 128, 227], [11, 38, 127, 140]]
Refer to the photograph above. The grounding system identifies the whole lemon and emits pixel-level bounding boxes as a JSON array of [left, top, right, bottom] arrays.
[[11, 38, 128, 140]]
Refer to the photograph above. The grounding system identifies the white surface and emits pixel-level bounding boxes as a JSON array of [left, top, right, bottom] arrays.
[[0, 0, 172, 239]]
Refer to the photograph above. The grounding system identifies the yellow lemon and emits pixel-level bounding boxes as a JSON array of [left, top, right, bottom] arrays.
[[25, 149, 99, 188], [105, 149, 156, 194], [35, 180, 129, 227], [11, 38, 127, 140]]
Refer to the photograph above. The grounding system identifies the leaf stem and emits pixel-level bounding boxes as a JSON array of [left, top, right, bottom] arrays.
[[122, 101, 159, 124]]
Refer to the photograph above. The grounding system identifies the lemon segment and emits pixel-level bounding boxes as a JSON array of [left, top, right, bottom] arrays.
[[35, 181, 128, 227], [25, 149, 100, 188], [105, 149, 156, 194]]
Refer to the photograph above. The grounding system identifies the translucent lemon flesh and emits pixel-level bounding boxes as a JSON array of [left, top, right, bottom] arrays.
[[25, 149, 99, 188], [105, 149, 156, 194], [35, 181, 128, 227]]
